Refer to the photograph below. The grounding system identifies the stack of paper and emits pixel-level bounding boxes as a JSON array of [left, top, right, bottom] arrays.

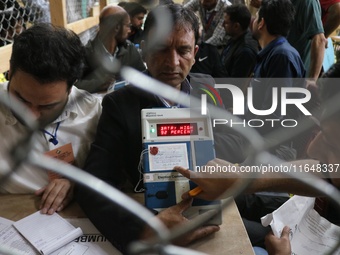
[[13, 212, 83, 255], [0, 213, 122, 255]]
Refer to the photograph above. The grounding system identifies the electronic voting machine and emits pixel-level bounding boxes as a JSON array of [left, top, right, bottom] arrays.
[[141, 108, 221, 225]]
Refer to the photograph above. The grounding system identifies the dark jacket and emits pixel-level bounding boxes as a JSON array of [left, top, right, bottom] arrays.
[[75, 37, 146, 93], [220, 31, 258, 109], [222, 30, 258, 79], [76, 83, 248, 253], [190, 42, 227, 78]]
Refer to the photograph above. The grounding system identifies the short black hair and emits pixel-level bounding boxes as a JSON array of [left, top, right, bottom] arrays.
[[10, 23, 84, 90], [224, 4, 251, 31], [118, 2, 147, 17], [258, 0, 295, 37], [144, 3, 199, 44]]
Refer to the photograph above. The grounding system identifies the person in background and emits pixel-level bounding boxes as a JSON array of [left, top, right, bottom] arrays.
[[189, 41, 227, 78], [75, 5, 145, 93], [219, 4, 258, 109], [319, 0, 340, 38], [248, 0, 305, 159], [287, 0, 327, 80], [118, 1, 147, 45], [175, 61, 340, 254], [0, 23, 102, 215], [184, 0, 231, 47], [249, 0, 327, 80]]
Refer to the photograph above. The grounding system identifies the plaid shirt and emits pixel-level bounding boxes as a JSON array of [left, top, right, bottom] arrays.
[[185, 0, 231, 46]]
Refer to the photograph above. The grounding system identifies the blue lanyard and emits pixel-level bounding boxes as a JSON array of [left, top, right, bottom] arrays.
[[42, 122, 61, 145]]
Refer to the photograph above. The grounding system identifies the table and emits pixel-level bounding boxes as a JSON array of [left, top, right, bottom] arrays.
[[0, 194, 254, 255]]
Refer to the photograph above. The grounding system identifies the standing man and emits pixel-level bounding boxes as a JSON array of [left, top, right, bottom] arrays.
[[75, 5, 146, 93], [0, 24, 102, 215], [221, 4, 258, 79], [220, 4, 258, 109], [249, 0, 305, 159], [287, 0, 327, 80], [184, 0, 231, 47], [237, 0, 305, 247], [76, 4, 220, 253]]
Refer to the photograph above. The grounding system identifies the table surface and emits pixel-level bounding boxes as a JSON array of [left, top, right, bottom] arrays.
[[0, 194, 254, 255]]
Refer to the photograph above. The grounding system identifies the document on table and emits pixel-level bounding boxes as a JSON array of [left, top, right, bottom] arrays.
[[0, 216, 121, 255], [13, 211, 83, 255], [65, 218, 122, 255], [261, 195, 340, 255], [0, 217, 38, 255]]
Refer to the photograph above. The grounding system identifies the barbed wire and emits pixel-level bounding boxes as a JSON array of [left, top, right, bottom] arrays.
[[0, 1, 339, 255]]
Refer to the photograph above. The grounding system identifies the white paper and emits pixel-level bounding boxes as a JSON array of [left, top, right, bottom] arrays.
[[64, 218, 122, 255], [261, 195, 315, 237], [0, 217, 38, 255], [13, 212, 83, 255], [261, 195, 340, 255], [0, 216, 121, 255], [148, 143, 189, 171]]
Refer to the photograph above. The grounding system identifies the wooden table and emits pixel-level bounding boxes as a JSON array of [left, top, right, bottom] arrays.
[[0, 194, 254, 255]]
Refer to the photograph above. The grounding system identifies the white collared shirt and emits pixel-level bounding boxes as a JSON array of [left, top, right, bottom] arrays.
[[0, 83, 102, 193]]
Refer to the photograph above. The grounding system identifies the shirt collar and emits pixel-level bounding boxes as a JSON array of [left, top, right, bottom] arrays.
[[157, 78, 192, 108], [258, 36, 286, 58], [52, 88, 78, 124]]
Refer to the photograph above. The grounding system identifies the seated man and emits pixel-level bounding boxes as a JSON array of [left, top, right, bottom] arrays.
[[76, 4, 222, 253], [0, 23, 102, 215], [75, 5, 146, 93]]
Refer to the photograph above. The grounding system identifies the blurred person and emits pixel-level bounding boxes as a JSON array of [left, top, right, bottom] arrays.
[[320, 0, 340, 38], [75, 5, 145, 93], [175, 61, 340, 252], [118, 1, 147, 44], [248, 0, 305, 160], [76, 4, 223, 253], [0, 24, 102, 214], [221, 4, 258, 79], [287, 0, 327, 80], [184, 0, 231, 47], [190, 41, 227, 78], [249, 0, 327, 80], [220, 4, 258, 109], [0, 8, 27, 46], [223, 0, 306, 244]]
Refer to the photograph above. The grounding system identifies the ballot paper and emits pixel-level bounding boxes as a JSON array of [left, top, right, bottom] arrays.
[[261, 195, 340, 255], [0, 216, 121, 255], [13, 211, 83, 255]]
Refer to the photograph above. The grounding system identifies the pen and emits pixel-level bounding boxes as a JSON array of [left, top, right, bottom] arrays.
[[188, 186, 203, 197]]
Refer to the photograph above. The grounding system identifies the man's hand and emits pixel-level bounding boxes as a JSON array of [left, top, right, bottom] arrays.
[[141, 199, 220, 246], [35, 178, 74, 214], [174, 158, 239, 201], [265, 226, 291, 255]]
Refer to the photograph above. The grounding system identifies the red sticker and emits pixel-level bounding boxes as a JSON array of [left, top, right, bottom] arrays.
[[150, 147, 159, 155]]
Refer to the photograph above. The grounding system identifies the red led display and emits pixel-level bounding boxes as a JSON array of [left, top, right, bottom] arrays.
[[157, 123, 198, 136]]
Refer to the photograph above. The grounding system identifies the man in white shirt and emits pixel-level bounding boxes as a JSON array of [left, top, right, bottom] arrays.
[[0, 23, 102, 215]]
